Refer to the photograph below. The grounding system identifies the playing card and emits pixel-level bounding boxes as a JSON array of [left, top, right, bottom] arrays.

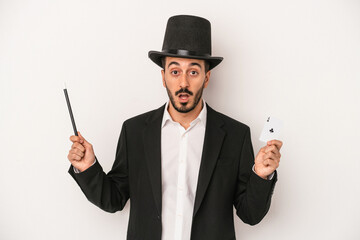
[[259, 116, 283, 143]]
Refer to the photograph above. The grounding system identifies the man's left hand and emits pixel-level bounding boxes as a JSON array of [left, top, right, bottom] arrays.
[[254, 140, 283, 179]]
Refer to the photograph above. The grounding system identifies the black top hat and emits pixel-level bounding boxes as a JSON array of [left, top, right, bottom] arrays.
[[148, 15, 223, 70]]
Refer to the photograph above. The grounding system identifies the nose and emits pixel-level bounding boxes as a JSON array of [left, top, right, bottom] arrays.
[[179, 73, 190, 89]]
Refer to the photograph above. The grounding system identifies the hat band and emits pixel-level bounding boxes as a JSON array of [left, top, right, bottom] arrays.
[[162, 49, 210, 57]]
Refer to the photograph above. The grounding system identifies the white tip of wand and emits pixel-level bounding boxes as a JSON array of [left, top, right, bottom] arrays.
[[64, 82, 67, 89]]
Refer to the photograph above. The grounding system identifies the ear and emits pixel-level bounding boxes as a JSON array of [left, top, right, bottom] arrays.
[[161, 69, 166, 88], [203, 70, 211, 89]]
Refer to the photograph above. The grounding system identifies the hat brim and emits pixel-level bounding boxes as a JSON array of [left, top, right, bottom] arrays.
[[148, 50, 223, 71]]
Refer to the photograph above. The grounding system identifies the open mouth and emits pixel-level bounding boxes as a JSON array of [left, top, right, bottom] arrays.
[[178, 93, 189, 102]]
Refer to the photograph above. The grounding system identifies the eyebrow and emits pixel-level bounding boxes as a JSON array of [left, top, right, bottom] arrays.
[[167, 61, 202, 69], [189, 62, 202, 69], [167, 61, 180, 69]]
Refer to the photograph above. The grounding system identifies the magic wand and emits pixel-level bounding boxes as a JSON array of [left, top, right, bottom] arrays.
[[63, 83, 78, 136]]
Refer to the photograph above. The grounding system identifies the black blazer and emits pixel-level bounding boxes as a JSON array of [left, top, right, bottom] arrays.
[[69, 103, 277, 240]]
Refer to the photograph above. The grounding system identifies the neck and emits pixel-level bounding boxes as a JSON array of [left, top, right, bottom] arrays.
[[168, 99, 204, 130]]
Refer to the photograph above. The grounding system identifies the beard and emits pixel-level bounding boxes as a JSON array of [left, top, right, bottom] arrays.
[[165, 80, 205, 113]]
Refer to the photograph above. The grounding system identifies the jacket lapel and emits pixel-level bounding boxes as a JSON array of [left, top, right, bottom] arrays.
[[193, 104, 225, 217], [143, 104, 166, 218]]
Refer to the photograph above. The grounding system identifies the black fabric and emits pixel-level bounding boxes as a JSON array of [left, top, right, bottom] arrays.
[[148, 15, 224, 70], [69, 103, 277, 240]]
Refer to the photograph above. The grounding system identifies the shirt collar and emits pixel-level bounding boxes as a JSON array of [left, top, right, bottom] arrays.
[[161, 99, 207, 128]]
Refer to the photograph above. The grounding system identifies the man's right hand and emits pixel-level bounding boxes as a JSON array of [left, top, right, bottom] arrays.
[[68, 131, 96, 172]]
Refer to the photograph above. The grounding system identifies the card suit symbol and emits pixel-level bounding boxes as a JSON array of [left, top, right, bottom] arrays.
[[269, 128, 274, 133], [267, 117, 270, 122]]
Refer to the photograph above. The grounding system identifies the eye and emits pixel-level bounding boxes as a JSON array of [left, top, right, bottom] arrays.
[[190, 70, 198, 75], [171, 70, 179, 75]]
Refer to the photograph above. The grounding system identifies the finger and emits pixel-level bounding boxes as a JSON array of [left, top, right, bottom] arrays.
[[263, 158, 279, 169], [267, 140, 283, 151], [70, 148, 85, 158], [263, 151, 275, 161], [69, 149, 84, 160], [264, 145, 277, 154], [264, 151, 280, 163], [72, 142, 85, 152], [70, 135, 83, 143], [68, 152, 82, 161], [264, 145, 281, 158]]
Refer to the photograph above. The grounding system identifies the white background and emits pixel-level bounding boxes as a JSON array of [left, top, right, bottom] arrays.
[[1, 0, 359, 239]]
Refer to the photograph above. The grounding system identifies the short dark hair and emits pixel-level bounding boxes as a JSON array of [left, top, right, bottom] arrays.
[[161, 57, 210, 73]]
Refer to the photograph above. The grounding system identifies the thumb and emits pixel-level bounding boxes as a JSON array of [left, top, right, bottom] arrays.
[[78, 131, 90, 146]]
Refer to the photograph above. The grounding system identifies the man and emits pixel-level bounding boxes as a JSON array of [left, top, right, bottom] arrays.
[[68, 15, 282, 240]]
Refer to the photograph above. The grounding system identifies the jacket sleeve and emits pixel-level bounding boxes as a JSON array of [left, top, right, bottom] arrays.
[[68, 122, 130, 213], [233, 126, 277, 225]]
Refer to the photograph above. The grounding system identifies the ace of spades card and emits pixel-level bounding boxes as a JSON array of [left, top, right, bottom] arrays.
[[259, 116, 284, 143]]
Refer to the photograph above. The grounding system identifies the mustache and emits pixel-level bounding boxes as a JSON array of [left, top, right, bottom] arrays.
[[175, 88, 193, 96]]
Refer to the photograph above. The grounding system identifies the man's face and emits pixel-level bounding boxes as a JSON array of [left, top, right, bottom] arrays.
[[161, 57, 211, 113]]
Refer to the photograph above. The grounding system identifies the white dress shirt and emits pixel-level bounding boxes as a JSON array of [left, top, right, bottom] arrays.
[[160, 99, 206, 240]]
